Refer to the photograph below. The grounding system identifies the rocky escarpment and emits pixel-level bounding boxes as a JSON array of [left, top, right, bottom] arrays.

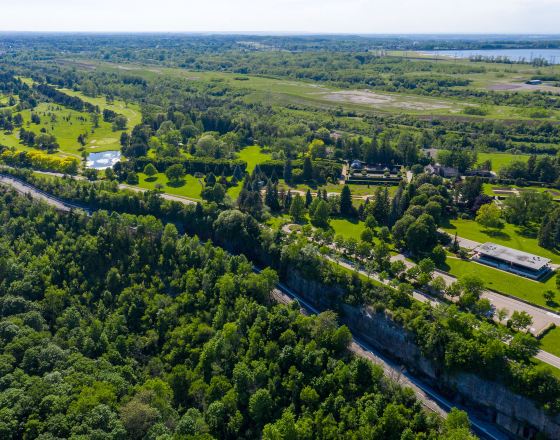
[[284, 269, 560, 439]]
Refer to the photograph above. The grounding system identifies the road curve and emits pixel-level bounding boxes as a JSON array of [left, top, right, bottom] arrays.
[[0, 175, 85, 212]]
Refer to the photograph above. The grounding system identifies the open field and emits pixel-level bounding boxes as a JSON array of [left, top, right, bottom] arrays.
[[58, 88, 142, 129], [476, 152, 530, 171], [237, 145, 271, 173], [444, 256, 557, 309], [136, 172, 204, 200], [0, 88, 139, 158], [330, 218, 366, 240], [63, 60, 560, 121], [442, 218, 560, 263], [483, 183, 560, 200]]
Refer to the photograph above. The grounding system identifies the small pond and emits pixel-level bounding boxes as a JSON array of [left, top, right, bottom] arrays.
[[87, 150, 121, 169]]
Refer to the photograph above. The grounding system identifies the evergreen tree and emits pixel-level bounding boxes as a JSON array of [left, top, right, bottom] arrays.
[[340, 185, 353, 216], [289, 194, 306, 222], [373, 186, 390, 225], [305, 189, 313, 207], [233, 165, 244, 181], [311, 200, 330, 228], [265, 181, 280, 211], [283, 159, 293, 183], [284, 190, 293, 211], [303, 157, 313, 181]]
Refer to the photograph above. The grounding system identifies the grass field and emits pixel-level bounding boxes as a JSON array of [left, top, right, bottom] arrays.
[[58, 88, 142, 129], [444, 256, 557, 309], [0, 83, 140, 159], [237, 145, 271, 173], [476, 152, 530, 171], [136, 172, 204, 200], [442, 218, 560, 263], [482, 183, 560, 199], [540, 327, 560, 357], [67, 59, 560, 121], [330, 218, 366, 240]]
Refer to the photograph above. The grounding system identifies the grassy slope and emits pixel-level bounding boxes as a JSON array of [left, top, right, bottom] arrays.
[[442, 218, 560, 263], [1, 89, 139, 158], [444, 257, 557, 309], [58, 88, 142, 129]]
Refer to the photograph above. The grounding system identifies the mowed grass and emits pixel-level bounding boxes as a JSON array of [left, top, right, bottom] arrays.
[[442, 218, 560, 263], [477, 152, 530, 172], [58, 88, 142, 128], [1, 102, 126, 158], [444, 257, 557, 309], [330, 218, 366, 240], [540, 327, 560, 357], [237, 145, 271, 173], [136, 171, 243, 202], [136, 172, 204, 200]]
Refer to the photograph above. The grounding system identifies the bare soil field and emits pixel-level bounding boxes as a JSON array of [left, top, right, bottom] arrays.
[[319, 90, 457, 111]]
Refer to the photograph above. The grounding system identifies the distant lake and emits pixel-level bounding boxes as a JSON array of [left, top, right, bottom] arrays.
[[87, 150, 121, 169], [423, 49, 560, 64]]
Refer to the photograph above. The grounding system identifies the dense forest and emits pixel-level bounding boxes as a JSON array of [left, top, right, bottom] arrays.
[[0, 187, 475, 439]]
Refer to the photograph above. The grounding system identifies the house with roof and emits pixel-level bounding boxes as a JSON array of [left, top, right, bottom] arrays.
[[472, 242, 552, 280], [425, 163, 459, 178]]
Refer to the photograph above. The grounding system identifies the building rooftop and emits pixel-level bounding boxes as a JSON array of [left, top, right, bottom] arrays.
[[474, 242, 551, 271]]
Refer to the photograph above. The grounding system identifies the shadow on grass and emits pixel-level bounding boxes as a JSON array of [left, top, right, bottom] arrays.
[[515, 224, 538, 239], [167, 179, 186, 188], [145, 176, 157, 183], [440, 217, 457, 230], [481, 229, 511, 241]]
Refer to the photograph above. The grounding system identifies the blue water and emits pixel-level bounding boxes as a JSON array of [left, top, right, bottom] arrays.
[[87, 150, 121, 169], [423, 49, 560, 64]]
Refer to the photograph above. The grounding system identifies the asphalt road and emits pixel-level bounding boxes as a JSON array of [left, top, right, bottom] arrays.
[[269, 279, 510, 440], [0, 175, 83, 212]]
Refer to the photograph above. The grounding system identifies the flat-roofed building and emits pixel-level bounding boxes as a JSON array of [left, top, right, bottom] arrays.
[[472, 242, 551, 280]]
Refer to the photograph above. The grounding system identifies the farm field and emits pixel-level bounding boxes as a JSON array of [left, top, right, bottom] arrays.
[[66, 60, 560, 121], [444, 256, 557, 309], [442, 218, 560, 263]]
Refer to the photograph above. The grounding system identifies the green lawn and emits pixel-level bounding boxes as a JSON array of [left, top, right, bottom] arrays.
[[136, 172, 204, 200], [58, 88, 142, 129], [477, 152, 530, 172], [444, 257, 557, 310], [237, 145, 271, 173], [442, 218, 560, 263], [330, 218, 366, 240], [2, 102, 127, 158], [540, 327, 560, 357]]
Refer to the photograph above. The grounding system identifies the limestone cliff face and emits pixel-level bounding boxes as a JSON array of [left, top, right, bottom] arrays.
[[284, 270, 560, 439]]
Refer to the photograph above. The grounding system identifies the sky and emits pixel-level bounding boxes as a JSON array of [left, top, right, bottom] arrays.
[[0, 0, 559, 34]]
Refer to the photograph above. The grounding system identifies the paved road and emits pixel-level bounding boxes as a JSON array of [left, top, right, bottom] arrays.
[[0, 175, 83, 212], [118, 184, 197, 205], [393, 252, 560, 336], [269, 279, 509, 440]]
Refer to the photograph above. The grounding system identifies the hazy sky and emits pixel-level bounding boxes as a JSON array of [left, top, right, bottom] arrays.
[[1, 0, 559, 33]]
